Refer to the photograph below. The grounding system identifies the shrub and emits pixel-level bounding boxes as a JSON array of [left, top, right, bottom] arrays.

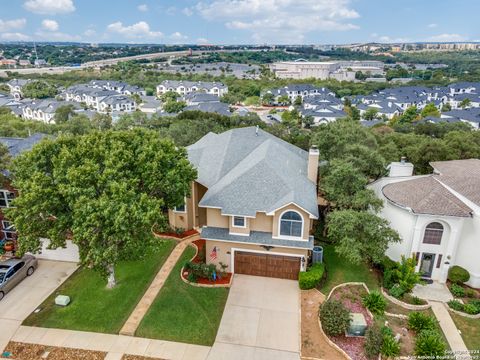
[[364, 324, 383, 359], [402, 293, 426, 305], [408, 312, 437, 332], [319, 300, 351, 336], [299, 263, 325, 290], [381, 333, 401, 358], [362, 291, 387, 315], [470, 299, 480, 310], [382, 256, 398, 271], [383, 269, 397, 290], [450, 283, 465, 297], [464, 303, 480, 315], [465, 288, 477, 298], [389, 284, 405, 299], [411, 296, 426, 305], [448, 266, 470, 284], [447, 300, 464, 312], [415, 330, 446, 357], [393, 256, 421, 293], [185, 261, 218, 281]]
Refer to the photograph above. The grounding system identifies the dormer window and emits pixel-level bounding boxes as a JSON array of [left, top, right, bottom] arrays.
[[232, 216, 246, 228], [279, 211, 303, 238]]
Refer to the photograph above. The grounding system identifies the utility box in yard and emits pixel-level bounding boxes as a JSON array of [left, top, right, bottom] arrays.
[[347, 313, 367, 336], [55, 295, 71, 306]]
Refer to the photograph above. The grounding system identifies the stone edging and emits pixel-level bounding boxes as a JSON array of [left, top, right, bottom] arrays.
[[447, 305, 480, 319], [317, 317, 352, 360], [179, 243, 232, 288], [385, 312, 408, 319], [381, 287, 431, 310]]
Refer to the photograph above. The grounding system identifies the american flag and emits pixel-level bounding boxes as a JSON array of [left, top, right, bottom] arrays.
[[210, 246, 217, 261]]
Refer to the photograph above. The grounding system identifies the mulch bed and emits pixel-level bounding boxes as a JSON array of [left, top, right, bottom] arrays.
[[329, 285, 373, 360], [1, 342, 106, 360], [181, 239, 232, 285], [156, 229, 199, 239]]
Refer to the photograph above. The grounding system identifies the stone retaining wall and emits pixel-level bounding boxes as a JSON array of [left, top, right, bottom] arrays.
[[381, 288, 431, 310]]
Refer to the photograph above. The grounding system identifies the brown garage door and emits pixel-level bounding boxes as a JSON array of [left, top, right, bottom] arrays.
[[234, 251, 300, 280]]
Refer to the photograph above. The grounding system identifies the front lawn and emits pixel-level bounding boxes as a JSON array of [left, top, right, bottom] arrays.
[[319, 243, 380, 294], [136, 246, 229, 346], [23, 239, 176, 334], [450, 312, 480, 351]]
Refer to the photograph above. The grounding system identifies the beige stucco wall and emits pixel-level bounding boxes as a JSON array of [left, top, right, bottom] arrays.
[[206, 208, 229, 228], [272, 203, 312, 240], [228, 216, 250, 235], [168, 183, 196, 231], [205, 239, 309, 272], [250, 212, 273, 232]]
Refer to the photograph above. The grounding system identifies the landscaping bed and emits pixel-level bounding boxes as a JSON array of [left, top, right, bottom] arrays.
[[136, 246, 229, 346], [155, 228, 199, 239], [1, 342, 106, 360], [181, 240, 232, 286], [447, 281, 480, 316], [23, 239, 176, 334]]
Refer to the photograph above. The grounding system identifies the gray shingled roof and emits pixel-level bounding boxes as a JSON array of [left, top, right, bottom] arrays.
[[382, 176, 473, 217], [0, 133, 48, 158], [201, 226, 314, 249], [188, 127, 319, 218]]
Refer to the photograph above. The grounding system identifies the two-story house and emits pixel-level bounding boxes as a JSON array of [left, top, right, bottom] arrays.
[[168, 126, 319, 280]]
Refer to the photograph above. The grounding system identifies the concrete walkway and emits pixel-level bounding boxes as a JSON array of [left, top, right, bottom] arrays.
[[120, 236, 198, 336], [12, 325, 210, 360], [429, 301, 470, 359], [413, 282, 453, 303]]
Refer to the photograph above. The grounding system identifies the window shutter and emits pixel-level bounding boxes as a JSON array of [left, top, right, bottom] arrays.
[[436, 254, 443, 269]]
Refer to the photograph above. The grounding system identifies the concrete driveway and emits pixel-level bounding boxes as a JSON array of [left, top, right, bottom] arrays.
[[0, 260, 77, 351], [207, 275, 300, 360]]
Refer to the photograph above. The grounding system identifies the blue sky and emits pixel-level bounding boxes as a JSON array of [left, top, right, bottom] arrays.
[[1, 0, 479, 45]]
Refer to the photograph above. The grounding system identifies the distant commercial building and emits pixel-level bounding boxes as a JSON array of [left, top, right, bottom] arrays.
[[270, 60, 384, 80]]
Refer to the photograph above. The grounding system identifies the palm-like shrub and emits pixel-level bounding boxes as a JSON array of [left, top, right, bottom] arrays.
[[415, 330, 446, 357], [362, 291, 387, 315], [408, 312, 437, 332]]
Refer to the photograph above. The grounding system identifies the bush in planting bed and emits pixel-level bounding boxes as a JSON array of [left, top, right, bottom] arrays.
[[319, 299, 351, 336], [299, 263, 325, 290]]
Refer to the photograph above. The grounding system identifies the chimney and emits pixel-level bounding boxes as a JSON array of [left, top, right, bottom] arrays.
[[308, 145, 319, 184], [388, 157, 414, 177]]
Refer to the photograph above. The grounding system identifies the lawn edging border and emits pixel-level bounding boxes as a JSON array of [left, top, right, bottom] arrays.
[[381, 287, 431, 311], [180, 243, 232, 288], [316, 317, 352, 360], [447, 306, 480, 319]]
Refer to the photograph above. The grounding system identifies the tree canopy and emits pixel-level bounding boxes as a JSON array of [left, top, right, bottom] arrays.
[[22, 81, 58, 99], [7, 130, 197, 287]]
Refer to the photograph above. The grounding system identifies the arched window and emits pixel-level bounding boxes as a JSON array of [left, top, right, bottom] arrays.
[[279, 211, 303, 238], [423, 222, 443, 245]]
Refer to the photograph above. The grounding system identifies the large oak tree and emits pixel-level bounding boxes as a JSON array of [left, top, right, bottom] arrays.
[[7, 129, 197, 287]]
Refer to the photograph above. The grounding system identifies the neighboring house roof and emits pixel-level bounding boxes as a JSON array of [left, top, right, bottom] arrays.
[[184, 102, 231, 116], [188, 127, 319, 218], [159, 80, 227, 90], [0, 133, 48, 158], [183, 92, 220, 103], [382, 176, 473, 217], [431, 159, 480, 207]]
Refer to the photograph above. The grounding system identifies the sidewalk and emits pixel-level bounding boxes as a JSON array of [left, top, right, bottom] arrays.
[[120, 236, 199, 336], [12, 325, 210, 360], [429, 301, 471, 359]]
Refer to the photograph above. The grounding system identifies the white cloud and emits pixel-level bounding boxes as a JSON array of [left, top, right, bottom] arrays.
[[428, 23, 437, 28], [107, 21, 163, 39], [138, 4, 148, 12], [427, 33, 467, 42], [182, 7, 194, 16], [84, 29, 96, 37], [197, 37, 209, 44], [24, 0, 75, 14], [195, 0, 360, 43], [0, 18, 27, 32], [1, 32, 30, 41], [377, 35, 410, 43], [170, 32, 188, 42], [41, 19, 59, 31]]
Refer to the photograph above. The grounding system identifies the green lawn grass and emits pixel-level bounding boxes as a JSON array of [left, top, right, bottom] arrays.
[[23, 239, 176, 334], [450, 312, 480, 351], [319, 243, 380, 294], [136, 245, 229, 346]]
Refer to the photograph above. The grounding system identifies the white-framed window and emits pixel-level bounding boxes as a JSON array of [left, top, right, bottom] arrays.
[[173, 198, 186, 213], [2, 220, 15, 240], [0, 190, 15, 208], [232, 216, 246, 228], [423, 222, 444, 245], [279, 210, 303, 239]]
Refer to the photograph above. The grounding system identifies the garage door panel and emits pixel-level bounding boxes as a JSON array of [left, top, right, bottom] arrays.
[[235, 251, 300, 280]]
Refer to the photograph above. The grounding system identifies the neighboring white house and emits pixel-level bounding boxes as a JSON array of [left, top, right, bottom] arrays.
[[156, 80, 228, 97], [370, 159, 480, 288], [6, 79, 31, 100]]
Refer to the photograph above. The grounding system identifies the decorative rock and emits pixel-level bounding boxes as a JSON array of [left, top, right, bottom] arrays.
[[55, 295, 71, 306], [401, 327, 408, 335], [395, 333, 401, 342]]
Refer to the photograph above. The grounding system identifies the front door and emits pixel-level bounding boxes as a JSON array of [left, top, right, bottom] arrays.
[[420, 253, 435, 278]]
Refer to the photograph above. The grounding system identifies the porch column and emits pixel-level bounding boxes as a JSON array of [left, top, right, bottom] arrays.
[[410, 217, 423, 272], [439, 221, 463, 284]]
